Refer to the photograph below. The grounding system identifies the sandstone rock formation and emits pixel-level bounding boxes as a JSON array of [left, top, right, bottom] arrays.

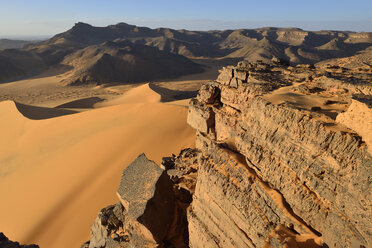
[[0, 233, 39, 248], [187, 60, 372, 248], [83, 152, 198, 248], [85, 60, 371, 248]]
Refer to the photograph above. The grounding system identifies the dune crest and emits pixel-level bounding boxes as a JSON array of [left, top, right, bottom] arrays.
[[0, 100, 77, 120], [0, 100, 27, 120], [95, 83, 161, 107]]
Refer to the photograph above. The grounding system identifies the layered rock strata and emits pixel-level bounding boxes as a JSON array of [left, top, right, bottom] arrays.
[[85, 60, 371, 248], [187, 61, 372, 248]]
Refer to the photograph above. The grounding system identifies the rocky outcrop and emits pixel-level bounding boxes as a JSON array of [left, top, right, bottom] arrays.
[[83, 152, 199, 248], [187, 61, 372, 248], [85, 60, 372, 248], [0, 233, 39, 248]]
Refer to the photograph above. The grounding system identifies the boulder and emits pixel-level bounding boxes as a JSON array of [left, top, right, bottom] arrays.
[[116, 154, 176, 245]]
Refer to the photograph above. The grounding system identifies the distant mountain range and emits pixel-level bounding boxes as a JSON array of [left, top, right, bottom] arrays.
[[1, 22, 371, 84], [61, 40, 204, 85], [0, 39, 36, 49]]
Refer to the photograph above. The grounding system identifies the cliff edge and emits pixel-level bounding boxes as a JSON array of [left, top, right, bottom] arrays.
[[84, 60, 372, 248]]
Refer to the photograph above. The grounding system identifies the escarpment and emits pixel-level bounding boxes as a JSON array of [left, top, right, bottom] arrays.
[[84, 60, 372, 248], [187, 61, 372, 248]]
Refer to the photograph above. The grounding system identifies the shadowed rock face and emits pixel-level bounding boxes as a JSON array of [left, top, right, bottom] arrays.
[[116, 153, 167, 218], [85, 60, 371, 248], [85, 153, 193, 248], [116, 153, 175, 244], [0, 233, 39, 248]]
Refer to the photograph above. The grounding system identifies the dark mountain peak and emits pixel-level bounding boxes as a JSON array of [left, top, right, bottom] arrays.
[[107, 22, 137, 31], [257, 27, 305, 32], [114, 22, 136, 27], [72, 22, 93, 29]]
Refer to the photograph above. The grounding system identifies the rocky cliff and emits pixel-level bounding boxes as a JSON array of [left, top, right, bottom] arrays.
[[83, 60, 372, 248]]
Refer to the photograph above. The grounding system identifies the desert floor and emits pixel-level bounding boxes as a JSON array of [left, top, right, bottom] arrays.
[[0, 59, 224, 248]]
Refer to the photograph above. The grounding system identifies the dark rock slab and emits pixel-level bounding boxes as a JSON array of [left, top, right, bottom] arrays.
[[116, 153, 176, 243], [117, 153, 165, 219]]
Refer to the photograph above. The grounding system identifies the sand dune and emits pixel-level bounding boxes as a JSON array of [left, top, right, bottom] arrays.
[[55, 97, 104, 109], [0, 84, 195, 248], [95, 83, 161, 107], [14, 101, 77, 119]]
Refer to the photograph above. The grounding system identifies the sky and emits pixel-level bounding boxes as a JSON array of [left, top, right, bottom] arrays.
[[0, 0, 371, 39]]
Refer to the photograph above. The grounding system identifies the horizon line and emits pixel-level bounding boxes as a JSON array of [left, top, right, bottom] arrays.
[[1, 19, 372, 39]]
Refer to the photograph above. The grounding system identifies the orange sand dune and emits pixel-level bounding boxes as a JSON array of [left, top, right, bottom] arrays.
[[0, 83, 195, 248], [95, 83, 161, 107], [14, 101, 77, 119]]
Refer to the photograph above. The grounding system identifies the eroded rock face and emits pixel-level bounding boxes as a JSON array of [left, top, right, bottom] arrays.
[[87, 203, 126, 248], [84, 153, 199, 248], [116, 153, 175, 241], [86, 61, 371, 248], [187, 61, 372, 248], [0, 233, 39, 248]]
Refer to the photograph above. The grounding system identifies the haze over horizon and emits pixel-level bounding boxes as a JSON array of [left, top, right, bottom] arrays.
[[0, 0, 371, 39]]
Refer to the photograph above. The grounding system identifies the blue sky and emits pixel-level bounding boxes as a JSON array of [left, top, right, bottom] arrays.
[[0, 0, 371, 38]]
